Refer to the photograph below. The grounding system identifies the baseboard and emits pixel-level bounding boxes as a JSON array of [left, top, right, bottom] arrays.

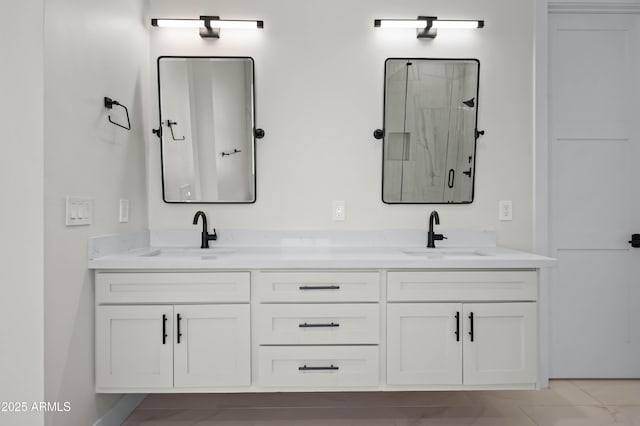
[[93, 394, 147, 426]]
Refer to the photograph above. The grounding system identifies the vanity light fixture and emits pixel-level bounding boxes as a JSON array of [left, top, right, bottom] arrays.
[[374, 16, 484, 38], [151, 16, 264, 38]]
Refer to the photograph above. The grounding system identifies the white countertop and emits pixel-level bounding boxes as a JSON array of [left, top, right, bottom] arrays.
[[88, 236, 555, 270]]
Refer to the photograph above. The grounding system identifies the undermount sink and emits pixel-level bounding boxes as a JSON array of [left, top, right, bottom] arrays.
[[140, 247, 235, 260], [400, 248, 493, 258]]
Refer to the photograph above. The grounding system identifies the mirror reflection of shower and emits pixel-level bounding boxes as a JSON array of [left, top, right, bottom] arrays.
[[158, 57, 257, 203], [382, 58, 480, 204]]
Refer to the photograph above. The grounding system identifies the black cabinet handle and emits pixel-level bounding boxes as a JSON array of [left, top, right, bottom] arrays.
[[455, 311, 460, 342], [448, 169, 455, 188], [298, 365, 339, 371], [299, 285, 340, 290], [468, 312, 474, 342], [177, 314, 182, 344], [299, 322, 340, 328], [162, 314, 167, 345]]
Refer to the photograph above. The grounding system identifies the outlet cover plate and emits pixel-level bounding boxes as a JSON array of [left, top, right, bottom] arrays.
[[332, 200, 346, 221], [499, 200, 513, 221]]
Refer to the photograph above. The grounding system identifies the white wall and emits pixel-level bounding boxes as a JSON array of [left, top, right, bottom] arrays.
[[149, 0, 534, 251], [160, 60, 198, 200], [43, 0, 149, 424], [0, 1, 45, 425], [210, 60, 253, 201]]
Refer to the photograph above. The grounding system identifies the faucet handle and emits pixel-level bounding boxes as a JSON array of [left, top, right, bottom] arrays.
[[434, 233, 446, 242], [208, 228, 218, 241]]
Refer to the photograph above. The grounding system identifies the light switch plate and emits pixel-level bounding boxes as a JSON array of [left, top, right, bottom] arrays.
[[119, 199, 130, 223], [66, 196, 93, 226]]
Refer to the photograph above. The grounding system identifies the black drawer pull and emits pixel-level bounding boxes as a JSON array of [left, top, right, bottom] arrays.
[[298, 365, 339, 371], [299, 285, 340, 290], [468, 312, 474, 342], [162, 314, 167, 345], [455, 311, 460, 342], [299, 322, 340, 328]]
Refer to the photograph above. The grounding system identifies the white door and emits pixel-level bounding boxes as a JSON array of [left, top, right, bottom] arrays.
[[173, 304, 250, 388], [96, 305, 173, 390], [387, 303, 462, 385], [549, 12, 640, 377], [463, 303, 537, 385]]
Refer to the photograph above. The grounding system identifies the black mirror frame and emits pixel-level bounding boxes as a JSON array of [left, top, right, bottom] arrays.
[[156, 55, 260, 204], [379, 57, 481, 205]]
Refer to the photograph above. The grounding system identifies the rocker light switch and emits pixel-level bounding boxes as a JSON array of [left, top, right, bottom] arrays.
[[65, 196, 93, 226], [119, 199, 130, 223]]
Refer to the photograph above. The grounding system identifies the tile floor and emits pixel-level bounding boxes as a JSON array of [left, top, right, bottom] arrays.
[[123, 380, 640, 425]]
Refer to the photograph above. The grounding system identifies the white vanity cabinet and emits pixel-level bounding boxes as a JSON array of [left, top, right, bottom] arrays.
[[254, 271, 381, 389], [386, 271, 538, 388], [93, 267, 541, 392], [95, 272, 251, 392]]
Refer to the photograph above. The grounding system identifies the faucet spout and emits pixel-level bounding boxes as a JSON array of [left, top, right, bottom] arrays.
[[192, 210, 217, 249], [427, 210, 445, 248], [193, 210, 207, 228]]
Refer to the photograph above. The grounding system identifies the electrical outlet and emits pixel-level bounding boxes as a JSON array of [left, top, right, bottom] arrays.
[[332, 200, 346, 221], [499, 200, 513, 221], [119, 199, 130, 223]]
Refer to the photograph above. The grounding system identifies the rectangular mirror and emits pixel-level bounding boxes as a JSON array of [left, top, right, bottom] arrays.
[[157, 56, 256, 203], [382, 58, 480, 204]]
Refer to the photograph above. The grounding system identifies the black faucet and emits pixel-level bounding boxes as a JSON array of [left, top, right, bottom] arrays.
[[192, 210, 217, 249], [427, 210, 446, 248]]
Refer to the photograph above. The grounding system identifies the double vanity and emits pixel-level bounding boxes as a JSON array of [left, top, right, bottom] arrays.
[[105, 42, 542, 395], [89, 228, 553, 394]]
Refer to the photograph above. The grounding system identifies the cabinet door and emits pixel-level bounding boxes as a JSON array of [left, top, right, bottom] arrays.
[[173, 305, 250, 388], [463, 303, 537, 385], [387, 303, 462, 385], [96, 305, 173, 390]]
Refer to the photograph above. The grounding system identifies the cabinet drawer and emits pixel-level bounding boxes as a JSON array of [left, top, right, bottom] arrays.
[[256, 304, 379, 345], [96, 272, 250, 304], [255, 271, 379, 302], [387, 271, 537, 302], [258, 346, 379, 388]]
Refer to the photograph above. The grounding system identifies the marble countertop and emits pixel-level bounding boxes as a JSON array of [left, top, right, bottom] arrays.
[[88, 242, 555, 270]]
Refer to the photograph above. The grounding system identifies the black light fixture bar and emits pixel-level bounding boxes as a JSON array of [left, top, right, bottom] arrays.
[[151, 16, 264, 38], [374, 16, 484, 38]]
